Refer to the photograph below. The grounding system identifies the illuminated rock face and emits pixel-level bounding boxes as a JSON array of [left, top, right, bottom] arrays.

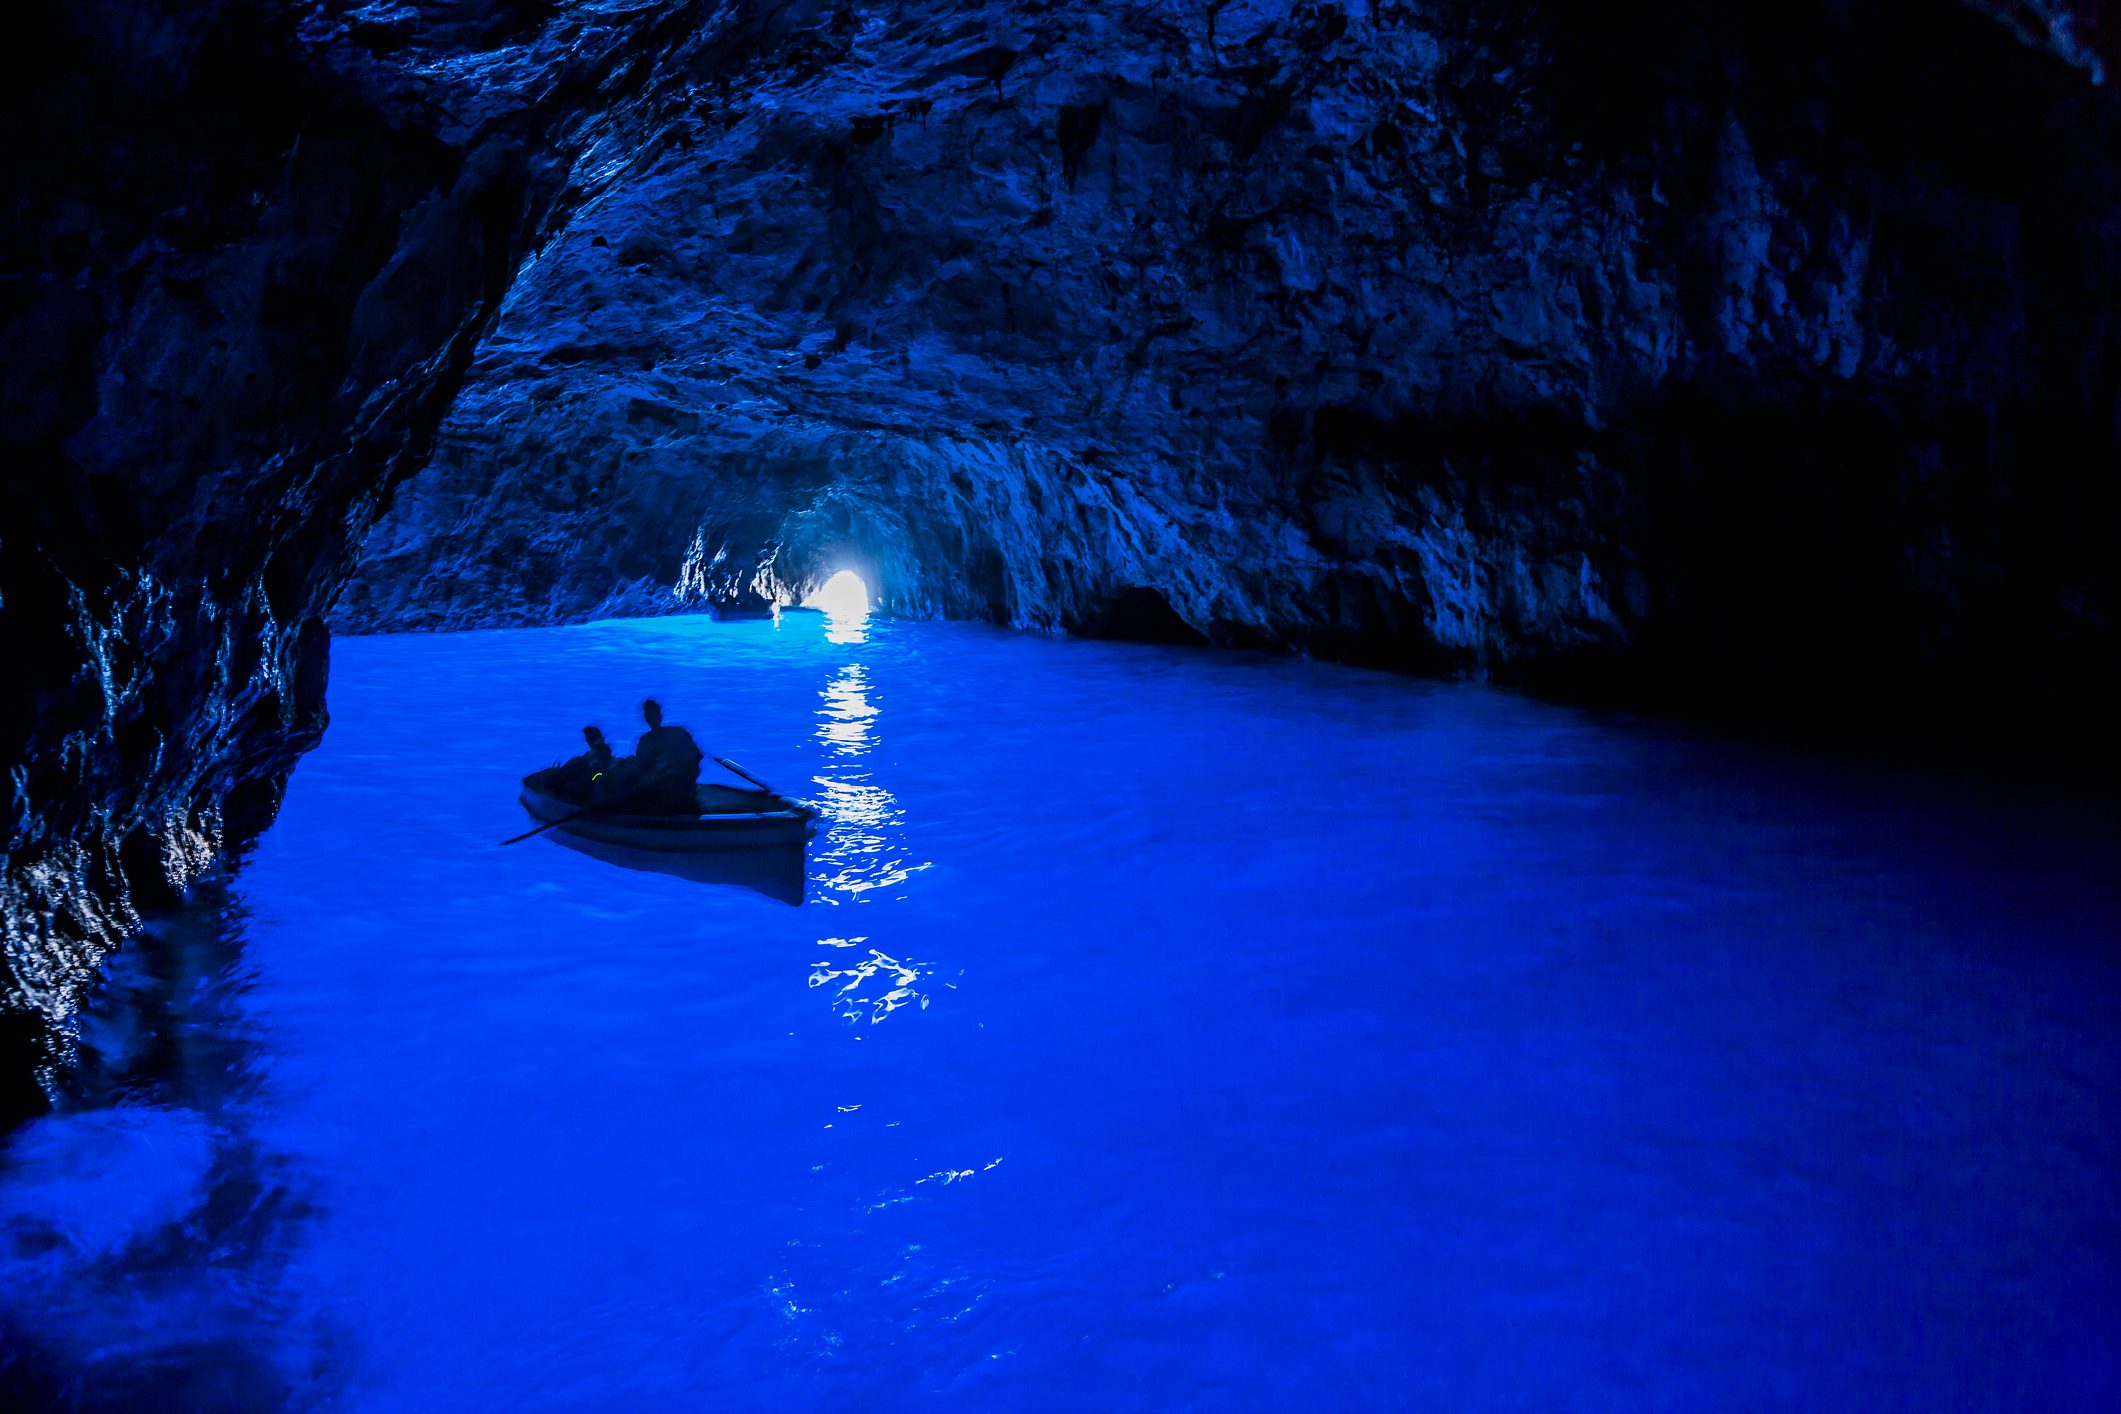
[[345, 0, 2120, 702], [5, 0, 2121, 1102]]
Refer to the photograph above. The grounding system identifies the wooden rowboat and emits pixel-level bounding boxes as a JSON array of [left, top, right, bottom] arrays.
[[518, 769, 817, 903]]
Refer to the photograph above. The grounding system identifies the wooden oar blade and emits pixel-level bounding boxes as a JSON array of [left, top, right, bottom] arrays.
[[498, 817, 566, 847], [714, 756, 777, 793]]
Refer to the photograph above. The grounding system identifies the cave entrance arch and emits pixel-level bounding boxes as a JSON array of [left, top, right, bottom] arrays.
[[802, 569, 870, 620]]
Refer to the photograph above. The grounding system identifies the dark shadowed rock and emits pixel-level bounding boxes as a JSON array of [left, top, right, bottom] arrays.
[[0, 0, 735, 1110]]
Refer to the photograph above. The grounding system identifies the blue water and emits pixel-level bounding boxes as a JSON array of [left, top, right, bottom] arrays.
[[5, 611, 2120, 1409]]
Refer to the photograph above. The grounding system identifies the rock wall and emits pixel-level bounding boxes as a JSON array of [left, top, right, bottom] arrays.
[[0, 0, 735, 1110], [343, 0, 2121, 721]]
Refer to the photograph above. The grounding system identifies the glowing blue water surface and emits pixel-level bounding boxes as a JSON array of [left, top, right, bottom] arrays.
[[5, 611, 2118, 1408]]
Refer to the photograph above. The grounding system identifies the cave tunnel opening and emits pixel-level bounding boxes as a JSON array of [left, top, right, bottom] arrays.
[[800, 569, 870, 621], [766, 524, 891, 619]]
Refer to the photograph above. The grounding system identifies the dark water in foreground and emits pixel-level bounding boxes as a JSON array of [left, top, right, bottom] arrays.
[[4, 611, 2119, 1409]]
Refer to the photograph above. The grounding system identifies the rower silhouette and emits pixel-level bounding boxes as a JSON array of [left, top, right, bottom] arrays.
[[552, 725, 618, 799], [634, 699, 705, 812]]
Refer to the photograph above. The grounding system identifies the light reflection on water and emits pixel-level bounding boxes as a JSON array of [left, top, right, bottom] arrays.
[[816, 664, 877, 756], [809, 629, 930, 905], [808, 937, 934, 1025]]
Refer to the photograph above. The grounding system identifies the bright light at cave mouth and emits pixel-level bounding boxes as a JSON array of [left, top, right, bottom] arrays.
[[804, 570, 870, 620]]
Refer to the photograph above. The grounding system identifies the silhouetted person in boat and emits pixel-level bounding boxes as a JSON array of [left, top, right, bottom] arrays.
[[634, 698, 705, 812], [552, 725, 619, 800]]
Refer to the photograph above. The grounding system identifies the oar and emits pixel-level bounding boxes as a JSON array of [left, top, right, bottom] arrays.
[[498, 779, 655, 847], [714, 755, 779, 794]]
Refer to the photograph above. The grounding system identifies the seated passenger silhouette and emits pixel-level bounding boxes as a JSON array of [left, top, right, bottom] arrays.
[[634, 698, 705, 813], [553, 725, 618, 800]]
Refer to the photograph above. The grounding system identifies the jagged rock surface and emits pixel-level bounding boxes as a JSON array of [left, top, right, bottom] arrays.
[[345, 0, 2119, 715], [0, 0, 732, 1109]]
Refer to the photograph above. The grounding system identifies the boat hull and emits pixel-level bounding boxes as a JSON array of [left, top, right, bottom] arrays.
[[539, 828, 808, 904], [518, 776, 816, 904]]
